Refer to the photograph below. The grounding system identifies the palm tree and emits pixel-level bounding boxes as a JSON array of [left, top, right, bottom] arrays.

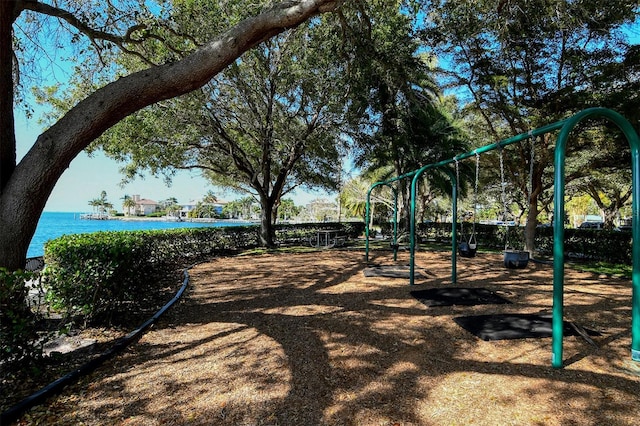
[[165, 203, 182, 218], [96, 191, 110, 215], [88, 198, 101, 214], [202, 190, 218, 204], [340, 175, 395, 228], [122, 197, 137, 216], [87, 190, 112, 217]]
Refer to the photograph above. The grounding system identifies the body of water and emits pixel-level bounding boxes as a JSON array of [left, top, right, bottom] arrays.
[[28, 212, 251, 258]]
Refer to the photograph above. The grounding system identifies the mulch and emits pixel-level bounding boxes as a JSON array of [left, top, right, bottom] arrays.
[[6, 248, 640, 425]]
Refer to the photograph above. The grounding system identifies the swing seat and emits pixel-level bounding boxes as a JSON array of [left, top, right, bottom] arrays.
[[458, 241, 477, 258], [503, 249, 529, 269]]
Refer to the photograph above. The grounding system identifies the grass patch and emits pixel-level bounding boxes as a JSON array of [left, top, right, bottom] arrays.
[[570, 261, 632, 279]]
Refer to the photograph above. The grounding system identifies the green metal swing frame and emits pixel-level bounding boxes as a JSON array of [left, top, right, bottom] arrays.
[[363, 107, 640, 368]]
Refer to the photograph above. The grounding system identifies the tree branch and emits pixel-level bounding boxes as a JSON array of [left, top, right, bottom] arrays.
[[3, 0, 342, 263]]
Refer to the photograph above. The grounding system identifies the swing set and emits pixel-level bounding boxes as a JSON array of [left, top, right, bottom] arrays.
[[455, 153, 479, 259], [364, 107, 640, 368]]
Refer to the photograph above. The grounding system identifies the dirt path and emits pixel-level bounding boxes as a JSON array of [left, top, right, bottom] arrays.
[[16, 249, 640, 425]]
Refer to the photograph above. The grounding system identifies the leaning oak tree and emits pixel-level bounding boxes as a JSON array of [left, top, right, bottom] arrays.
[[0, 0, 340, 272]]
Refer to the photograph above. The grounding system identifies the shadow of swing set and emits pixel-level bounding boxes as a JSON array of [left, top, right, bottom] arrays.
[[363, 107, 640, 369]]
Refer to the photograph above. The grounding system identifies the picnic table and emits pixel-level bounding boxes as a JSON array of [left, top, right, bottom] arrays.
[[309, 229, 345, 248]]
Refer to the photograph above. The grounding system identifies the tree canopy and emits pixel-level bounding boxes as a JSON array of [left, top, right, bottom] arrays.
[[94, 7, 348, 246], [420, 0, 640, 250], [1, 0, 340, 270], [3, 0, 639, 263]]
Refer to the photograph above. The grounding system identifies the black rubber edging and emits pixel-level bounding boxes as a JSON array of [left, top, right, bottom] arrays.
[[1, 266, 193, 425]]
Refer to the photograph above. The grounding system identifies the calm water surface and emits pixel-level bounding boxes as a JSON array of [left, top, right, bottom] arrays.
[[28, 212, 249, 258]]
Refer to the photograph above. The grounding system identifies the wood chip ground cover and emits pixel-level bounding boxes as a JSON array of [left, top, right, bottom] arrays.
[[9, 250, 640, 425]]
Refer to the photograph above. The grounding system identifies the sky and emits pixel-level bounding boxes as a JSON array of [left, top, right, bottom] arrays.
[[15, 113, 330, 213]]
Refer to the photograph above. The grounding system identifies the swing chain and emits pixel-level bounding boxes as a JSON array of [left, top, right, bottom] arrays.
[[499, 146, 509, 222], [528, 136, 536, 205], [455, 158, 463, 238], [472, 153, 479, 235]]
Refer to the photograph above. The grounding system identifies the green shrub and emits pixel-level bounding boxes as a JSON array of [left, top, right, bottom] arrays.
[[41, 223, 364, 327], [0, 268, 42, 366], [43, 232, 154, 324], [42, 226, 262, 325], [545, 228, 632, 263], [379, 221, 631, 264]]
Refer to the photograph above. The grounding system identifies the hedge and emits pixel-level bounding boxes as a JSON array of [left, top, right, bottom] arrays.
[[42, 222, 364, 326], [379, 222, 631, 264], [0, 268, 43, 366], [40, 219, 628, 328]]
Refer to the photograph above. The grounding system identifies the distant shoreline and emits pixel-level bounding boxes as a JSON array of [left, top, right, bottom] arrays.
[[79, 214, 255, 224], [45, 211, 256, 224], [28, 213, 257, 258]]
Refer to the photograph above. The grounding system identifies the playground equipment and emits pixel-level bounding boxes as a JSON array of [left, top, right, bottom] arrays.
[[365, 181, 400, 260], [364, 107, 640, 368], [457, 154, 479, 258], [499, 146, 530, 269], [365, 167, 459, 283]]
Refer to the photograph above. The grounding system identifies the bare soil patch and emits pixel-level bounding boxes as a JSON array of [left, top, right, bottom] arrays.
[[11, 249, 640, 425]]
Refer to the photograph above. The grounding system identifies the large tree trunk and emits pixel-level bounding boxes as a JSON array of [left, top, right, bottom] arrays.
[[524, 197, 538, 254], [401, 186, 411, 233], [0, 1, 24, 270], [0, 1, 15, 193], [524, 156, 545, 254], [602, 208, 618, 229], [259, 194, 276, 248], [0, 0, 339, 271]]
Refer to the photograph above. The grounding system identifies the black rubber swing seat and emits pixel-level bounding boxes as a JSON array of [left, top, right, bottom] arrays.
[[503, 249, 529, 269], [458, 241, 477, 258]]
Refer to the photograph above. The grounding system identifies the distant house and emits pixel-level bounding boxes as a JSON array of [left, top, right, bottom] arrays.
[[180, 199, 227, 218], [179, 200, 198, 218], [132, 195, 159, 216]]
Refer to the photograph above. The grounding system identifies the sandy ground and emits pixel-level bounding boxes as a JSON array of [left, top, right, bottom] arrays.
[[13, 249, 640, 425]]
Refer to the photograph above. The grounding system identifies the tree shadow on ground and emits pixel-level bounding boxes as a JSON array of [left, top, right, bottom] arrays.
[[31, 249, 640, 425]]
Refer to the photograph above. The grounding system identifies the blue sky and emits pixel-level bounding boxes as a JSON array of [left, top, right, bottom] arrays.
[[16, 112, 217, 212], [15, 113, 327, 213]]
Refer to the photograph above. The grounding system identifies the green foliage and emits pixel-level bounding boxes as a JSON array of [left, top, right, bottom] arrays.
[[562, 229, 632, 264], [42, 226, 267, 324], [277, 199, 300, 221], [189, 202, 221, 219], [87, 190, 113, 216], [421, 0, 640, 248], [41, 223, 364, 326], [275, 222, 365, 245], [404, 223, 524, 250], [147, 211, 166, 218], [534, 225, 633, 263], [0, 268, 42, 366], [222, 197, 256, 219], [95, 4, 349, 247], [377, 222, 631, 264], [43, 232, 154, 324]]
